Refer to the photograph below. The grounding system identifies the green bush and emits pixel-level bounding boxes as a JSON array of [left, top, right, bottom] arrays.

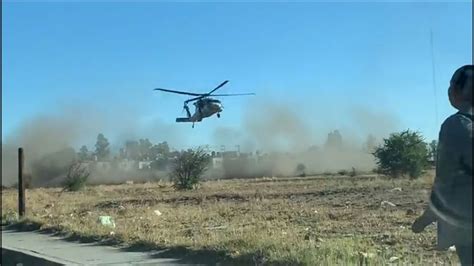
[[63, 161, 90, 191], [337, 170, 348, 176], [171, 148, 210, 190], [373, 130, 429, 179], [295, 163, 306, 177], [349, 167, 357, 177], [2, 210, 19, 225]]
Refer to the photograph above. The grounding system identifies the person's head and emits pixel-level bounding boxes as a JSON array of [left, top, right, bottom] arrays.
[[448, 65, 473, 110]]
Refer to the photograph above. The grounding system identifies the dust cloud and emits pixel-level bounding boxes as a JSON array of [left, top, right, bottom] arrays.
[[2, 107, 104, 187], [211, 99, 400, 178], [2, 95, 401, 187], [1, 104, 176, 187]]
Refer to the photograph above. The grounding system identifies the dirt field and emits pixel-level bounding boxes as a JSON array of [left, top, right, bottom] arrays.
[[1, 171, 459, 265]]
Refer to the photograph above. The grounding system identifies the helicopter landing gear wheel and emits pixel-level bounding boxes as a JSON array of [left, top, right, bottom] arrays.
[[217, 113, 221, 118]]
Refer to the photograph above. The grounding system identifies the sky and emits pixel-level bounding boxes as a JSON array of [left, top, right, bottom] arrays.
[[2, 1, 472, 151]]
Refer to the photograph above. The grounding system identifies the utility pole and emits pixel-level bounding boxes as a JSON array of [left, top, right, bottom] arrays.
[[18, 148, 26, 217]]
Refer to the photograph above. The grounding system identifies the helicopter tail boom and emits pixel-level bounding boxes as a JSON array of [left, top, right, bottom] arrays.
[[176, 117, 192, 123]]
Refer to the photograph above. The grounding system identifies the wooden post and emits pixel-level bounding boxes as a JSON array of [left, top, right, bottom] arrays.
[[18, 147, 25, 217]]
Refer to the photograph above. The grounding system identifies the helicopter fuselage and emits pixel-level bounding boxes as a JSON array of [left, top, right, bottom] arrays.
[[154, 80, 254, 127], [176, 98, 223, 123]]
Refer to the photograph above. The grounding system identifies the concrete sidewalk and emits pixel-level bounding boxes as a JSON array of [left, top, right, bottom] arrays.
[[2, 228, 192, 265]]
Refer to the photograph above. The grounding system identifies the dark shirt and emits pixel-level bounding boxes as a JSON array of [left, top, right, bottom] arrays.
[[429, 103, 473, 247]]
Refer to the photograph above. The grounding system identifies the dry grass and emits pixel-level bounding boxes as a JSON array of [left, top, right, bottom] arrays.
[[1, 172, 459, 265]]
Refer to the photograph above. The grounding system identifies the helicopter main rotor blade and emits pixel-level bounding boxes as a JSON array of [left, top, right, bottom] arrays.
[[184, 95, 205, 103], [154, 88, 204, 97], [209, 93, 256, 97], [207, 80, 229, 95]]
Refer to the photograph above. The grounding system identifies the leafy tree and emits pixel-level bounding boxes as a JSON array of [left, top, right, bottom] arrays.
[[150, 141, 170, 160], [363, 134, 377, 153], [150, 145, 160, 161], [78, 145, 89, 161], [139, 138, 153, 160], [62, 161, 90, 192], [307, 145, 319, 152], [428, 140, 438, 162], [171, 147, 210, 190], [125, 140, 140, 160], [151, 158, 169, 171], [118, 148, 126, 160], [95, 133, 110, 160], [373, 130, 429, 179], [157, 141, 170, 157], [325, 130, 343, 150], [296, 163, 306, 177]]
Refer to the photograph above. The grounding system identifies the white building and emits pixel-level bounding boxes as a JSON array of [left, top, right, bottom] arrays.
[[211, 157, 223, 169], [138, 161, 152, 170], [118, 160, 137, 171]]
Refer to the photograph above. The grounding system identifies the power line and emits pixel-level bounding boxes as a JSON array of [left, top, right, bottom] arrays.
[[430, 29, 439, 127]]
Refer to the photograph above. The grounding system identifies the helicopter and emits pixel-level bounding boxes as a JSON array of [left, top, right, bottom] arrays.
[[154, 80, 255, 128]]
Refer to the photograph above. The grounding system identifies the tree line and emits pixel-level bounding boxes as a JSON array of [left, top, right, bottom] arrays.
[[77, 133, 171, 162], [31, 129, 439, 191], [79, 131, 438, 164]]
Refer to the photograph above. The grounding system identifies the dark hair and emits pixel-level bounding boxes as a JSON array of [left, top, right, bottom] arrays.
[[451, 65, 473, 104]]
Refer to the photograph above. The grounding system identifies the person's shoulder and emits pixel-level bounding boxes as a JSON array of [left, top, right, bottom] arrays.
[[440, 112, 472, 137]]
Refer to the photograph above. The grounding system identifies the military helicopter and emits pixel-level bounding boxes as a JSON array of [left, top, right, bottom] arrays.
[[154, 80, 255, 128]]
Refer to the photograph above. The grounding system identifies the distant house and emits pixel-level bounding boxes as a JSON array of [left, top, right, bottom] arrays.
[[138, 161, 152, 170], [118, 160, 137, 171], [211, 157, 223, 169], [222, 151, 239, 158], [169, 151, 180, 160], [78, 161, 93, 172], [96, 161, 112, 171]]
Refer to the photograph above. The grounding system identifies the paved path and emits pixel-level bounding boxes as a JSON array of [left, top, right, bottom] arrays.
[[2, 228, 193, 265]]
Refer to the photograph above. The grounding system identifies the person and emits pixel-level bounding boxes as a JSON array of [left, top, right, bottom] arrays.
[[412, 65, 473, 265]]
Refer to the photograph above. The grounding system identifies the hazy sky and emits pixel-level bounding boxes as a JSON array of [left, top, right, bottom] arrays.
[[2, 1, 472, 151]]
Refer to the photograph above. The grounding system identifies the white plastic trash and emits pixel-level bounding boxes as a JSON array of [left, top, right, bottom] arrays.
[[381, 201, 396, 207], [98, 216, 116, 228], [389, 256, 399, 262]]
